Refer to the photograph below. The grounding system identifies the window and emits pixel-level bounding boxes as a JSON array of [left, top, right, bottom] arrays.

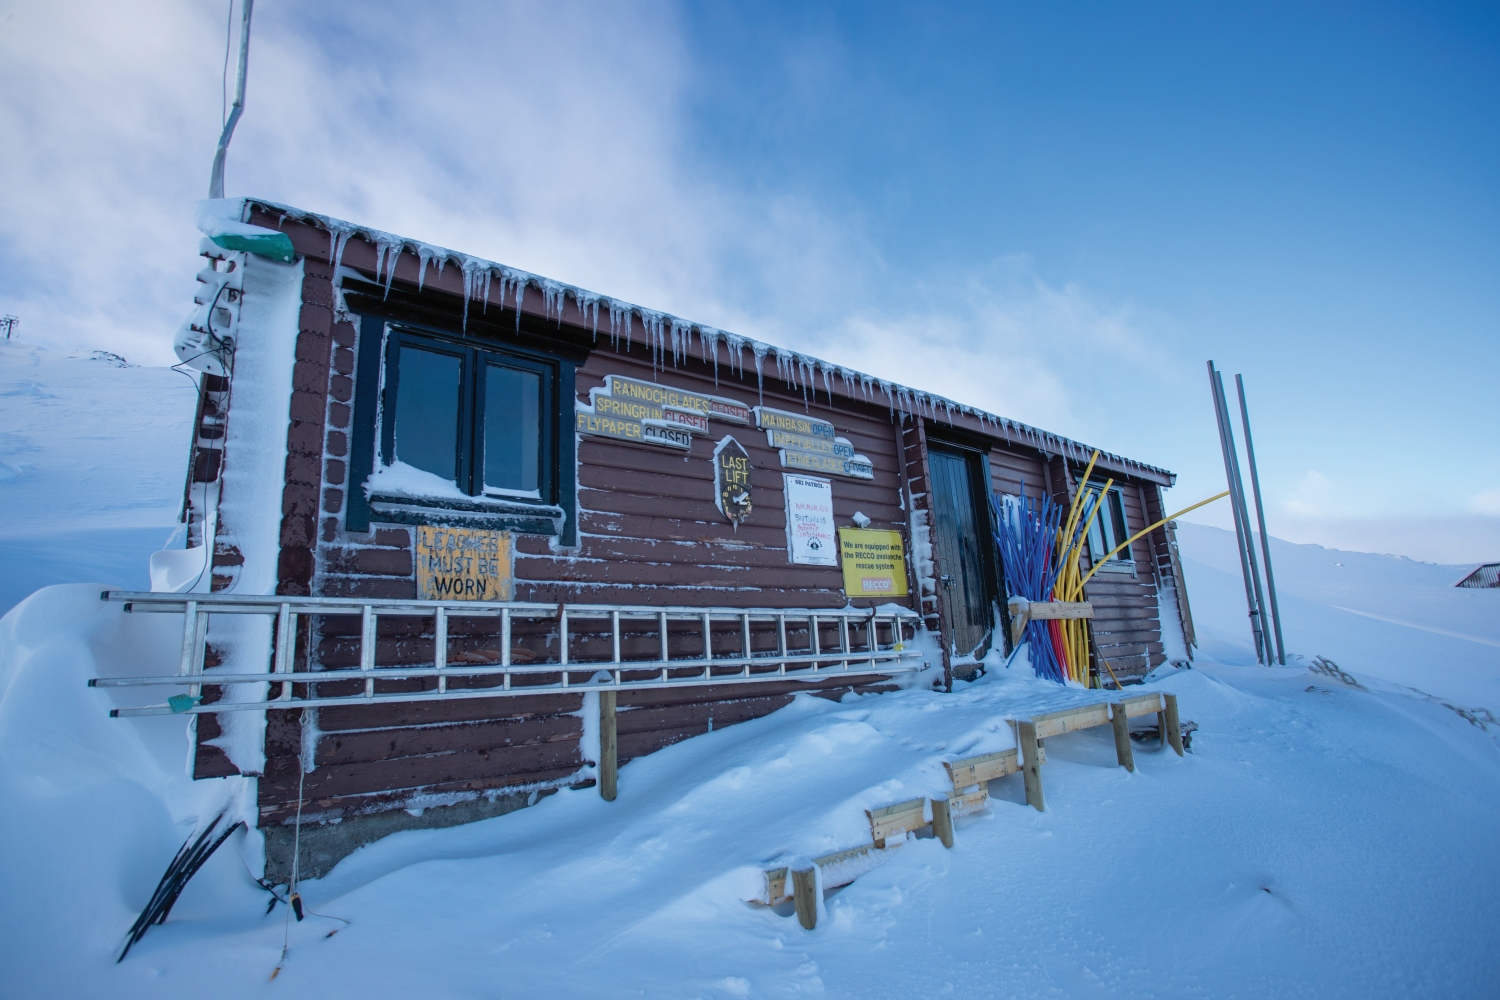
[[1084, 482, 1133, 565], [381, 330, 554, 499], [347, 316, 577, 540]]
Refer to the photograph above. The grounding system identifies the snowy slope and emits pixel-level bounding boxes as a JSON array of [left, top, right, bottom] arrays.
[[0, 340, 197, 614], [1176, 521, 1498, 708], [1, 352, 1498, 997]]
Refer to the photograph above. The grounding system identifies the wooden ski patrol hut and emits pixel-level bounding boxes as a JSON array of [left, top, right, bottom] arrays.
[[136, 198, 1195, 877]]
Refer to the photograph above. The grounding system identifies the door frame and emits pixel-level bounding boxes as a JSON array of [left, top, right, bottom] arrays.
[[923, 437, 1008, 663]]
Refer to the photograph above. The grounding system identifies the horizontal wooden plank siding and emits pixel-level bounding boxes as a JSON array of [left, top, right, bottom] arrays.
[[211, 214, 1175, 831]]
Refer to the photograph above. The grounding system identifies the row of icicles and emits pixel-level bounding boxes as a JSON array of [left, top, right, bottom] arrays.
[[286, 206, 1153, 473]]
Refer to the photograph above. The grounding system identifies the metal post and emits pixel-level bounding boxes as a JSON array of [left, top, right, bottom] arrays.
[[1236, 375, 1286, 665], [1207, 362, 1268, 663], [1216, 370, 1271, 664], [208, 0, 254, 200]]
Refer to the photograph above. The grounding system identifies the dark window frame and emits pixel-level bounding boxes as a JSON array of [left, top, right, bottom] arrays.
[[347, 314, 578, 543], [380, 329, 557, 499], [1084, 479, 1133, 566]]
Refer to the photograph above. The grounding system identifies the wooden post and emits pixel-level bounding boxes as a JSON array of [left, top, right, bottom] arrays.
[[930, 797, 954, 849], [1017, 720, 1045, 812], [791, 867, 818, 930], [599, 690, 618, 801], [1164, 693, 1184, 756], [1157, 708, 1168, 749], [1110, 703, 1135, 772]]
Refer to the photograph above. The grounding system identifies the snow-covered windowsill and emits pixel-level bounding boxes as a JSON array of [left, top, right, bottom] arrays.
[[364, 461, 564, 533]]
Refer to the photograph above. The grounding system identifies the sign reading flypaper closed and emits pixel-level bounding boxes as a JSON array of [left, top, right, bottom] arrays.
[[837, 528, 908, 597], [783, 474, 837, 566]]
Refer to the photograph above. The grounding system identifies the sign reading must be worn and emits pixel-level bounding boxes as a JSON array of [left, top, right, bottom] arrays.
[[415, 526, 514, 601], [838, 528, 908, 597]]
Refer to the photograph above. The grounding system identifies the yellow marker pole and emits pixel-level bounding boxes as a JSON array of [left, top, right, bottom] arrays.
[[1078, 490, 1232, 590]]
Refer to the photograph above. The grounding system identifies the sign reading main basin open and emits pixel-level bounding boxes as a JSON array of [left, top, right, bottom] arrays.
[[838, 528, 908, 597]]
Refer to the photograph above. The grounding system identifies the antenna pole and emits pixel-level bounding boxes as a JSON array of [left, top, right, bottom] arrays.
[[1236, 374, 1286, 664], [208, 0, 254, 200], [1207, 362, 1268, 663]]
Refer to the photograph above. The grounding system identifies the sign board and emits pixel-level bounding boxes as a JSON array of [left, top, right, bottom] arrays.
[[606, 374, 751, 425], [577, 374, 750, 451], [783, 474, 837, 566], [838, 528, 908, 597], [415, 526, 513, 601], [713, 436, 753, 524], [757, 405, 874, 480], [755, 406, 836, 440]]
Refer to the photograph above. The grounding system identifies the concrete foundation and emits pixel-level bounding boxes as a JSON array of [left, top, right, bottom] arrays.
[[263, 786, 558, 883]]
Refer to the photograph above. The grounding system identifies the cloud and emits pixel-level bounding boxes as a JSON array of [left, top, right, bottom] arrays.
[[1469, 488, 1500, 517]]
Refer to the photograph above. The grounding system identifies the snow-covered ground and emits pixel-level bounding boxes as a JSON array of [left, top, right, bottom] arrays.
[[1, 341, 1497, 998], [0, 341, 198, 614]]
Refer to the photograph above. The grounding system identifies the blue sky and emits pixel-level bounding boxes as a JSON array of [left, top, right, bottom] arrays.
[[1, 1, 1496, 562]]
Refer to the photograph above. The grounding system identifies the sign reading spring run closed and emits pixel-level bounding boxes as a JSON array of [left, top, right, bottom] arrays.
[[577, 373, 751, 452], [837, 528, 908, 597], [415, 526, 514, 601], [783, 474, 837, 566]]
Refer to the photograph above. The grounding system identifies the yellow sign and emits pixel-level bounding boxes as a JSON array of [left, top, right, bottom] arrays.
[[838, 528, 908, 598], [415, 526, 514, 601]]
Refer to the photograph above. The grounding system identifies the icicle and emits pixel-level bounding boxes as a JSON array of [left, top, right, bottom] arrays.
[[819, 363, 834, 405], [637, 309, 666, 372], [326, 220, 357, 277], [670, 319, 692, 368], [576, 290, 601, 340], [608, 301, 633, 351], [541, 279, 567, 326], [752, 342, 768, 403], [372, 233, 405, 299], [698, 327, 724, 384], [415, 244, 447, 291], [459, 257, 493, 332], [503, 269, 527, 332], [724, 333, 745, 377]]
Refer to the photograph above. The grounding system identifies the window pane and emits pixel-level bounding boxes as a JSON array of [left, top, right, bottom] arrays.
[[484, 364, 541, 494], [394, 345, 461, 484], [1111, 492, 1132, 560]]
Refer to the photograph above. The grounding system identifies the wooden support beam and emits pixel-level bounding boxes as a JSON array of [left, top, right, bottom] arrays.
[[866, 797, 925, 848], [1110, 702, 1135, 772], [1008, 597, 1094, 646], [599, 690, 618, 801], [792, 868, 818, 930], [1164, 693, 1184, 756], [1017, 720, 1045, 812], [1018, 703, 1112, 740], [930, 797, 954, 849]]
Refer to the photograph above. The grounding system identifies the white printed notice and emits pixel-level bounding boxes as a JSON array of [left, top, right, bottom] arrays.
[[783, 473, 838, 566]]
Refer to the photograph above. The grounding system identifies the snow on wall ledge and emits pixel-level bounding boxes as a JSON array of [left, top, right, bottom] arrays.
[[203, 253, 306, 775], [228, 197, 1174, 485]]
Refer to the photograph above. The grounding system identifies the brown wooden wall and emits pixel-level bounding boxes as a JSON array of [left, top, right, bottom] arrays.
[[198, 213, 1181, 827]]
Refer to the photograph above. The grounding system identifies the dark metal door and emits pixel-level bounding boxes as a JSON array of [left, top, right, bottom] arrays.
[[928, 447, 995, 658]]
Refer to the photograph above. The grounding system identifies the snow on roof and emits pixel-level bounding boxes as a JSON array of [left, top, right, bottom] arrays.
[[234, 198, 1175, 484]]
